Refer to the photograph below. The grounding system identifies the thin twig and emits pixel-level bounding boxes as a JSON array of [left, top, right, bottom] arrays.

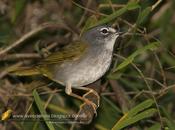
[[121, 73, 165, 88], [109, 80, 131, 112], [154, 53, 167, 88], [98, 3, 124, 9], [0, 23, 70, 57], [107, 0, 115, 12], [131, 62, 164, 128], [114, 54, 164, 127], [44, 91, 55, 109], [152, 0, 162, 11], [71, 0, 107, 17], [77, 0, 93, 27], [0, 53, 41, 61]]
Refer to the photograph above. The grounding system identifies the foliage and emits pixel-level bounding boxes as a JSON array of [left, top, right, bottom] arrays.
[[0, 0, 175, 130]]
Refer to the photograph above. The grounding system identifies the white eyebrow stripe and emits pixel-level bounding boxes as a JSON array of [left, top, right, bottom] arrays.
[[108, 27, 116, 33]]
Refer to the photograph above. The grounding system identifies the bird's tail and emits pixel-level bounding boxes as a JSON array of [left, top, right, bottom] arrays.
[[8, 66, 40, 76]]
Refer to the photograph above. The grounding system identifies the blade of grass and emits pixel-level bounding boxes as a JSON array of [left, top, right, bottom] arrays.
[[113, 42, 160, 72], [112, 99, 157, 130], [126, 99, 154, 117], [113, 108, 157, 130], [33, 89, 55, 130], [12, 0, 27, 23], [91, 1, 140, 27], [137, 7, 152, 25]]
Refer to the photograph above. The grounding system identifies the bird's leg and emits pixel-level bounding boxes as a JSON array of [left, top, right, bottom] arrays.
[[82, 88, 100, 108], [65, 83, 99, 115], [70, 102, 95, 130], [72, 86, 100, 108], [76, 90, 100, 122]]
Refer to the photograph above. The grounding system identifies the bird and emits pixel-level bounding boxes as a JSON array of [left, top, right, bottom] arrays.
[[10, 25, 120, 117]]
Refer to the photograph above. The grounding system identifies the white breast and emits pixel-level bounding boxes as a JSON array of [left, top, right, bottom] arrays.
[[68, 50, 113, 87]]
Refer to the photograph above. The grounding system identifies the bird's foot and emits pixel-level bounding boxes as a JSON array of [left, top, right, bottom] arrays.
[[83, 89, 100, 114], [83, 98, 98, 115]]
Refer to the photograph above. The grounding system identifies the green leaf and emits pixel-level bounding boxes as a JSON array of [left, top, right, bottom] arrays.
[[137, 7, 151, 25], [12, 0, 27, 23], [126, 1, 140, 10], [113, 109, 157, 130], [113, 42, 160, 72], [94, 7, 127, 26], [117, 108, 157, 130], [148, 123, 161, 130], [92, 1, 140, 27], [126, 99, 154, 117], [32, 89, 55, 130], [112, 99, 157, 130]]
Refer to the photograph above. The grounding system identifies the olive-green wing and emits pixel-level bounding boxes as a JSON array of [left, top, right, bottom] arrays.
[[39, 41, 88, 65], [8, 67, 40, 76], [9, 41, 88, 76], [36, 41, 88, 79]]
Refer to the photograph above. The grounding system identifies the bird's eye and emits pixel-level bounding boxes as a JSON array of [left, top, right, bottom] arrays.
[[100, 28, 109, 35]]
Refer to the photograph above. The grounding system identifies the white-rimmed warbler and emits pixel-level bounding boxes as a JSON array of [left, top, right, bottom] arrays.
[[11, 25, 121, 117]]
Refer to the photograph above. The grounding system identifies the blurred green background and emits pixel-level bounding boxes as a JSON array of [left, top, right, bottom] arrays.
[[0, 0, 175, 130]]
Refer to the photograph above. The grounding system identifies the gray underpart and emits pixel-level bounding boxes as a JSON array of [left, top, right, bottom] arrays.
[[52, 33, 118, 87]]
